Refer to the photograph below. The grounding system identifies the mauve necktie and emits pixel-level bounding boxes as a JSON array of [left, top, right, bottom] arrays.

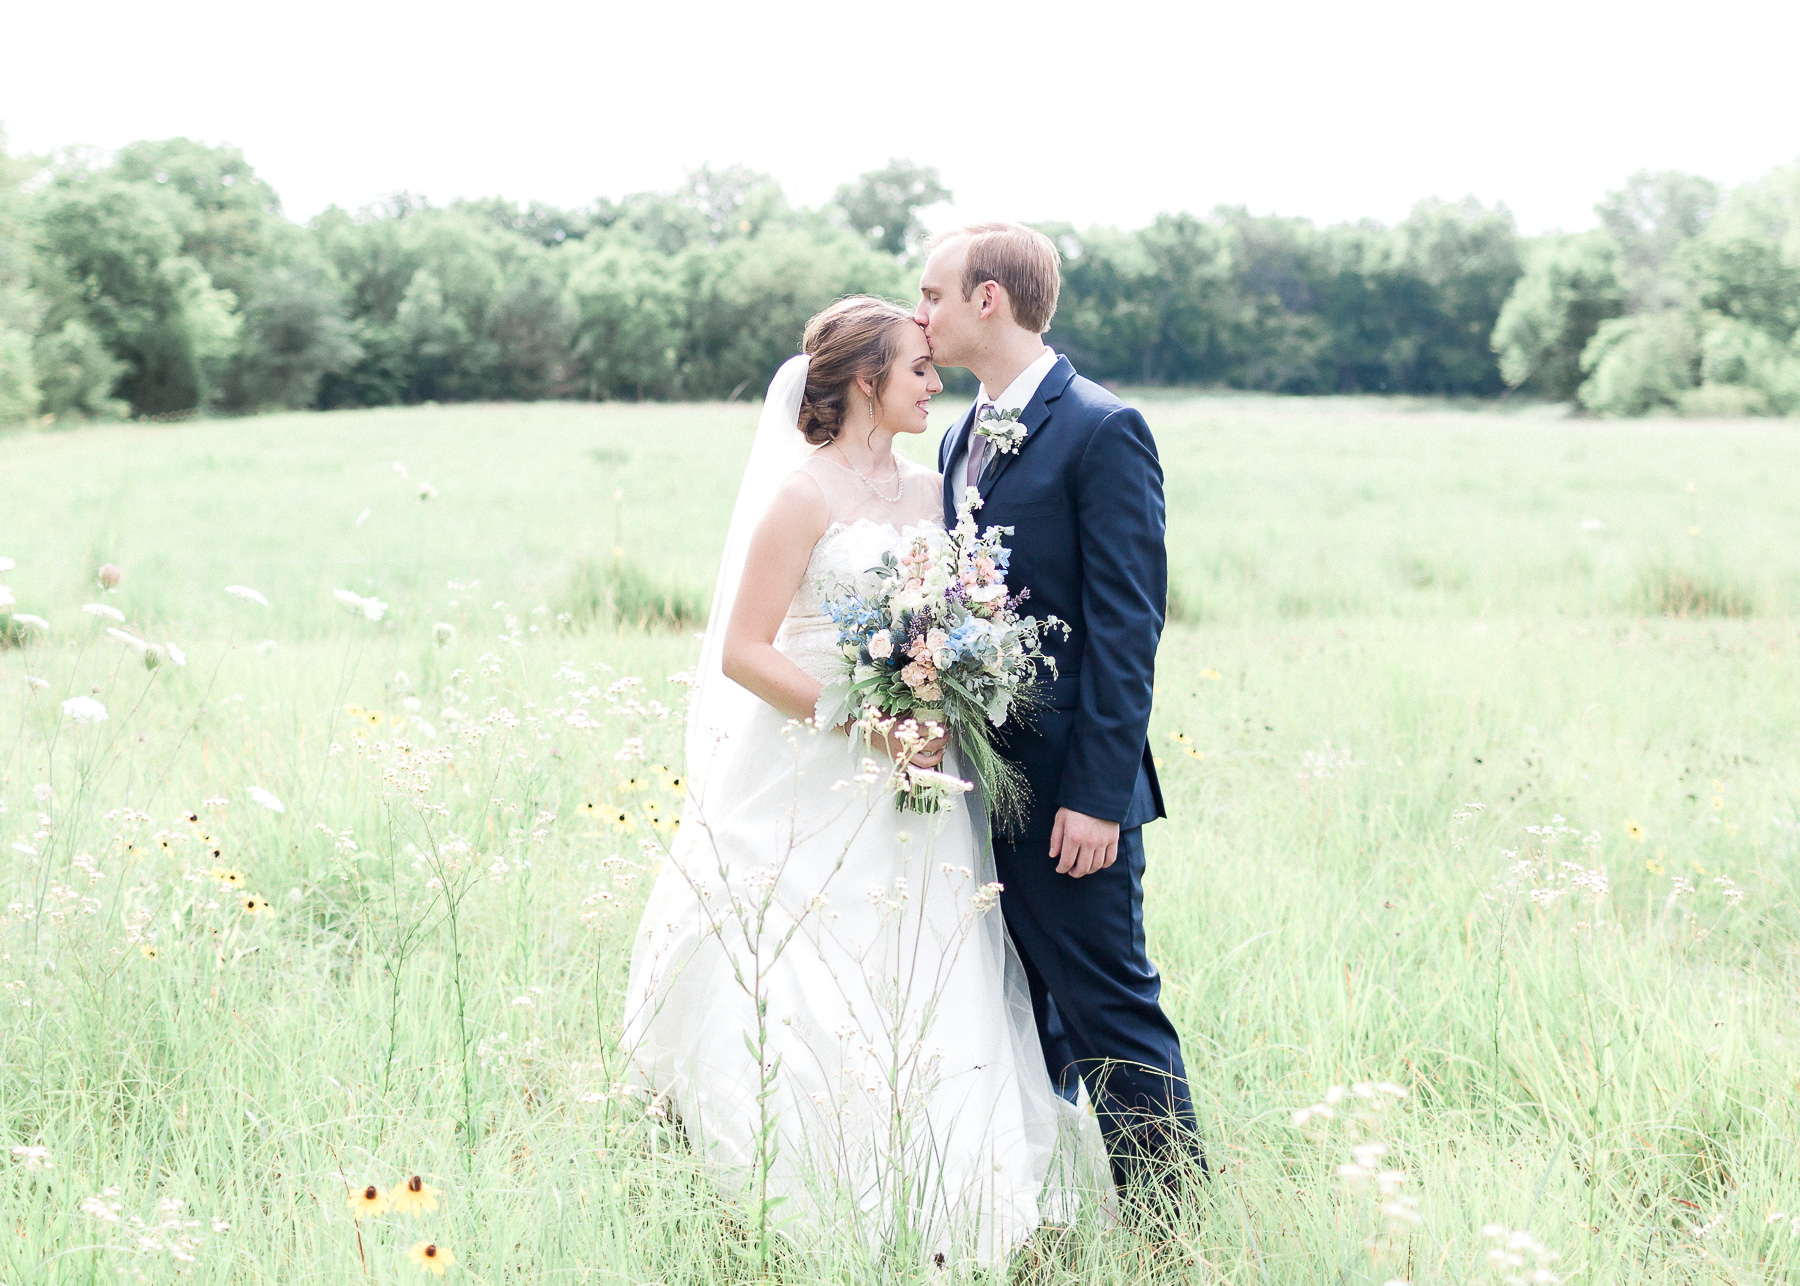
[[965, 403, 994, 488]]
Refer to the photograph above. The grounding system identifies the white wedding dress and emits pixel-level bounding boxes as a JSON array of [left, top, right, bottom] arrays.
[[622, 358, 1103, 1269]]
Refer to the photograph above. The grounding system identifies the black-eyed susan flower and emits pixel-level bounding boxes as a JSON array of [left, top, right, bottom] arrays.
[[1200, 668, 1222, 681], [407, 1242, 454, 1274], [388, 1174, 442, 1216], [609, 810, 637, 835], [347, 1184, 389, 1219], [364, 711, 384, 728], [183, 811, 200, 825], [213, 867, 245, 888], [619, 774, 646, 794], [582, 801, 600, 816], [140, 944, 159, 959], [242, 895, 271, 916], [1625, 822, 1644, 842]]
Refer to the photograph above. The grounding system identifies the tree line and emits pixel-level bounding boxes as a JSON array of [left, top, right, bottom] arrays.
[[0, 134, 1795, 424]]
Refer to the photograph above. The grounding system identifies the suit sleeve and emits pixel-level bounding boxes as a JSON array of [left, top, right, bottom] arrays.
[[1055, 405, 1166, 822]]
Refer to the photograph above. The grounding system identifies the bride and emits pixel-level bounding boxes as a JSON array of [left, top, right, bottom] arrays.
[[622, 297, 1099, 1267]]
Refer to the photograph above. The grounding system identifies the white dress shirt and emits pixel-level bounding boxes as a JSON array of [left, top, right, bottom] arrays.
[[951, 347, 1060, 485]]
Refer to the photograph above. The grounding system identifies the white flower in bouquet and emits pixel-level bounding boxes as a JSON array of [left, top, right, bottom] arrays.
[[868, 630, 893, 659]]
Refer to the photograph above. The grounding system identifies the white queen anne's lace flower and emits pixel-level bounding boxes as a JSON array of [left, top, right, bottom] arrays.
[[224, 585, 269, 606], [332, 589, 388, 621], [246, 786, 286, 814], [61, 696, 108, 725]]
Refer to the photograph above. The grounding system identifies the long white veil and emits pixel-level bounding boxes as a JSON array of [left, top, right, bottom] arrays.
[[680, 354, 813, 817]]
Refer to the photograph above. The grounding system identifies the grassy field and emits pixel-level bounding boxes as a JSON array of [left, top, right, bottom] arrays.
[[1, 395, 1797, 1284]]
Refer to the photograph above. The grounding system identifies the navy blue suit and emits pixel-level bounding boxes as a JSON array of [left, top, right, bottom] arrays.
[[938, 355, 1203, 1195]]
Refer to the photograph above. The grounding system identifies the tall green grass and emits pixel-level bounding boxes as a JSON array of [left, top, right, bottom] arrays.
[[1, 396, 1796, 1283]]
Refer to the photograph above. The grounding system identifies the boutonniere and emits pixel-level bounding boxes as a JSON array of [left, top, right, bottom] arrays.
[[974, 405, 1027, 454]]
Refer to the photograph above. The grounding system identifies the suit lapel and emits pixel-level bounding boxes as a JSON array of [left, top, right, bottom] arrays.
[[941, 402, 977, 519], [978, 356, 1075, 501]]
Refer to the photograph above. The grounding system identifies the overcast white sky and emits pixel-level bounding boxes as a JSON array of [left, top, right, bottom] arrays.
[[5, 0, 1798, 235]]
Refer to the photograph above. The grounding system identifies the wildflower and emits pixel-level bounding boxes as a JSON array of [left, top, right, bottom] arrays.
[[407, 1241, 455, 1275], [609, 810, 637, 835], [256, 639, 278, 655], [225, 586, 269, 606], [247, 786, 286, 814], [347, 1184, 389, 1219], [203, 795, 228, 809], [211, 1218, 230, 1233], [614, 737, 646, 763], [388, 1174, 442, 1216], [1200, 668, 1222, 680], [107, 627, 149, 655], [62, 696, 109, 725], [242, 896, 271, 915], [1625, 821, 1643, 841], [433, 622, 455, 647], [141, 945, 159, 959], [165, 642, 187, 667], [98, 563, 123, 589], [332, 588, 389, 621], [82, 602, 126, 621], [24, 675, 48, 690], [11, 613, 47, 631], [0, 556, 10, 570], [619, 773, 646, 793], [10, 1145, 52, 1169]]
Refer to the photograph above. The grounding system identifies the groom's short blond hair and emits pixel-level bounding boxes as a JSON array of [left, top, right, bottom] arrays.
[[940, 222, 1061, 334]]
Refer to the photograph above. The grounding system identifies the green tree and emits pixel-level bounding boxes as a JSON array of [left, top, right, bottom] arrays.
[[673, 228, 905, 398], [35, 174, 238, 415], [0, 131, 43, 424], [1492, 233, 1625, 400], [565, 241, 683, 400], [1578, 310, 1697, 415], [226, 259, 362, 408], [1596, 170, 1719, 311], [835, 159, 951, 257], [113, 139, 280, 303]]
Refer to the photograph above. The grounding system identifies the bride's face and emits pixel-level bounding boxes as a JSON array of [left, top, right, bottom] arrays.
[[869, 324, 942, 436]]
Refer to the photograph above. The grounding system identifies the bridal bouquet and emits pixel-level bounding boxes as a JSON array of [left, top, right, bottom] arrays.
[[818, 489, 1067, 829]]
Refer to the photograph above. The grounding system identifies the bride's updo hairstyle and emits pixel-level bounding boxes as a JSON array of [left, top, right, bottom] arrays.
[[795, 295, 917, 446]]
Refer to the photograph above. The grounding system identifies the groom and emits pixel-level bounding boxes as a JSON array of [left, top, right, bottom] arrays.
[[917, 223, 1206, 1205]]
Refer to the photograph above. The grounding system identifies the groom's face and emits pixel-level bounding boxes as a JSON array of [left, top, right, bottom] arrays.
[[915, 237, 981, 367]]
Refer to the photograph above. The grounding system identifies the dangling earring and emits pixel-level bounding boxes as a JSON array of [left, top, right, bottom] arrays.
[[867, 399, 876, 424]]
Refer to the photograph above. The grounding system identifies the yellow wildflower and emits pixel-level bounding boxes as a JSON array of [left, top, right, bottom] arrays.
[[1625, 822, 1644, 841], [407, 1242, 454, 1275], [347, 1184, 389, 1219], [388, 1174, 442, 1216], [610, 810, 637, 835]]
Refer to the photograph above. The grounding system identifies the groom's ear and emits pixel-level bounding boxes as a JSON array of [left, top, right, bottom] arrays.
[[975, 280, 1004, 322]]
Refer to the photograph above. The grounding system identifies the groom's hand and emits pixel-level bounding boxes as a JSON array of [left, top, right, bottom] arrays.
[[1050, 808, 1119, 878]]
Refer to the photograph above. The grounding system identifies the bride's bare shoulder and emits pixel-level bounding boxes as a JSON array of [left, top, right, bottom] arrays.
[[762, 467, 831, 533]]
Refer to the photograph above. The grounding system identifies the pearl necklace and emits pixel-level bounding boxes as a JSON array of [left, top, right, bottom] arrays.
[[830, 445, 905, 503]]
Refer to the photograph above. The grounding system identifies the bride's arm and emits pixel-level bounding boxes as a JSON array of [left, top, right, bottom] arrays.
[[721, 472, 833, 722], [721, 471, 943, 767]]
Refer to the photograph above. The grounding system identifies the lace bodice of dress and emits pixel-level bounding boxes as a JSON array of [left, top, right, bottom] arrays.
[[774, 450, 943, 684]]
